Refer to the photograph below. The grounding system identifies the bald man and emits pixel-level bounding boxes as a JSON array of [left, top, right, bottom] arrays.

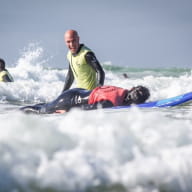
[[62, 30, 105, 92]]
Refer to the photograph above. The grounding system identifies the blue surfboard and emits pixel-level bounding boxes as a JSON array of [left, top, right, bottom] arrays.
[[110, 92, 192, 109]]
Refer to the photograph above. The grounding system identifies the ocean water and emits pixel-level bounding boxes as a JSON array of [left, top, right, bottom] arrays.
[[0, 44, 192, 192]]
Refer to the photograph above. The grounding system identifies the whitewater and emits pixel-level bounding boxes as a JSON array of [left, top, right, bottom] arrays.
[[0, 44, 192, 192]]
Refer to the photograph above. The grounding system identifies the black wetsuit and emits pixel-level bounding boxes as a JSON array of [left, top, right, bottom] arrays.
[[62, 44, 105, 92], [20, 88, 114, 114]]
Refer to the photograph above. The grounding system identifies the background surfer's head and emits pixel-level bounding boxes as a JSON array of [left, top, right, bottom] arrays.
[[0, 58, 5, 71], [64, 30, 80, 54], [125, 86, 150, 105]]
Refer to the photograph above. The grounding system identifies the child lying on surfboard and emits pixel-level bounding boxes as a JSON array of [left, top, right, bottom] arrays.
[[20, 85, 150, 114]]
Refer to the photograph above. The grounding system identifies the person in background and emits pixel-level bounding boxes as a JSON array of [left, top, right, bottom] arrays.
[[62, 29, 105, 92], [0, 58, 14, 82], [122, 73, 129, 79], [20, 85, 150, 114]]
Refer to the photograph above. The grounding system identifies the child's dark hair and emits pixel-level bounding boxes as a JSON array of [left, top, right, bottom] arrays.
[[0, 58, 5, 69]]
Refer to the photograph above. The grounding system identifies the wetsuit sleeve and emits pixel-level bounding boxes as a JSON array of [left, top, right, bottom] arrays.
[[2, 74, 13, 82], [85, 52, 105, 86], [62, 64, 74, 92], [81, 100, 114, 110]]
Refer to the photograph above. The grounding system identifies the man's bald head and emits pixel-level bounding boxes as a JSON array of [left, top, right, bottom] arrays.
[[64, 30, 79, 38], [64, 30, 80, 54]]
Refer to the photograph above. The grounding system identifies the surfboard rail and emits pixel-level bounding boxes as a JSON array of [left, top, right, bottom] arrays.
[[110, 92, 192, 109]]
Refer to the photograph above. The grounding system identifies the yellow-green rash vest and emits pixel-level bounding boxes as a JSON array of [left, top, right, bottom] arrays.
[[67, 45, 97, 90], [0, 70, 14, 82]]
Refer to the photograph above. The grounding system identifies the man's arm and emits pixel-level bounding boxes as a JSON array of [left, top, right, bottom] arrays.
[[85, 52, 105, 86], [2, 74, 13, 82], [62, 65, 74, 92]]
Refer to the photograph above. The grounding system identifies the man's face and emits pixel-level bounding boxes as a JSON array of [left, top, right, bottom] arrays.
[[64, 33, 80, 54]]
